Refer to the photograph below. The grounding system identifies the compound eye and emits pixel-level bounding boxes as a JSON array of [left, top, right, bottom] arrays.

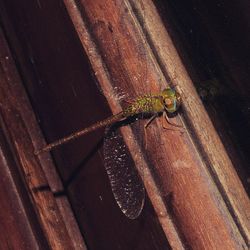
[[164, 98, 172, 108], [164, 97, 177, 113]]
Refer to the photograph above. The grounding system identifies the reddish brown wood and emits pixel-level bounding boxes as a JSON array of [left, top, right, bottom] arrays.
[[0, 24, 86, 249], [0, 130, 47, 249], [134, 0, 250, 244], [0, 1, 171, 249], [64, 0, 249, 249], [0, 0, 249, 249]]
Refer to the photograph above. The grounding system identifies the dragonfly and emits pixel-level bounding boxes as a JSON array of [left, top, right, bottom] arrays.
[[35, 87, 181, 219]]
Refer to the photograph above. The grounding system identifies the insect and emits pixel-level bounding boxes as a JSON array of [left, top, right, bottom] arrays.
[[35, 87, 181, 218], [35, 88, 181, 154]]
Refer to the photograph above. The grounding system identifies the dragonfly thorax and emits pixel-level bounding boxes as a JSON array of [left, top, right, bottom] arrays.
[[123, 87, 181, 118]]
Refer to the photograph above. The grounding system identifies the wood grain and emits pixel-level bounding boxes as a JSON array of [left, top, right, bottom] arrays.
[[64, 0, 249, 248], [0, 23, 86, 249], [0, 0, 249, 249]]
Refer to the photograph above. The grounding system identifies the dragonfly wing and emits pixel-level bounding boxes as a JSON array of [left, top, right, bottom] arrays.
[[104, 126, 145, 219]]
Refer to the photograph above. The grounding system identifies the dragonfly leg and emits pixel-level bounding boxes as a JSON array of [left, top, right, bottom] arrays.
[[162, 112, 185, 134], [144, 126, 148, 150], [145, 113, 158, 128], [144, 114, 158, 149], [163, 111, 183, 128]]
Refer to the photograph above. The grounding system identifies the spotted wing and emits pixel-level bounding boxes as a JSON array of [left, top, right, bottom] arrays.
[[104, 125, 145, 219]]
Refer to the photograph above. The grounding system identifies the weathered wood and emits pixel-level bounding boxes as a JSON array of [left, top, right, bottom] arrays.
[[0, 130, 47, 249], [1, 1, 172, 249], [0, 0, 249, 249], [0, 23, 86, 249], [64, 0, 249, 248], [131, 0, 250, 245]]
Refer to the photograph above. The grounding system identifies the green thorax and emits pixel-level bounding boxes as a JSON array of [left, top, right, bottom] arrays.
[[122, 94, 165, 118], [122, 87, 181, 118]]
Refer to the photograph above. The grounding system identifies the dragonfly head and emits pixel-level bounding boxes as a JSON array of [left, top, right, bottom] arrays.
[[161, 87, 181, 113]]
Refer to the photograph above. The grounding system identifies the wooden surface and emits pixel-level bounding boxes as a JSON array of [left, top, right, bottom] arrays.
[[0, 129, 47, 249], [0, 8, 86, 250], [132, 0, 250, 244], [0, 0, 249, 249], [64, 0, 249, 248], [0, 1, 171, 249]]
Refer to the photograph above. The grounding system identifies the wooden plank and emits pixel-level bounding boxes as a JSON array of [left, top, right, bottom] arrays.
[[0, 130, 46, 249], [1, 0, 249, 249], [131, 0, 250, 245], [64, 0, 249, 248], [1, 1, 171, 249], [0, 23, 86, 249]]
